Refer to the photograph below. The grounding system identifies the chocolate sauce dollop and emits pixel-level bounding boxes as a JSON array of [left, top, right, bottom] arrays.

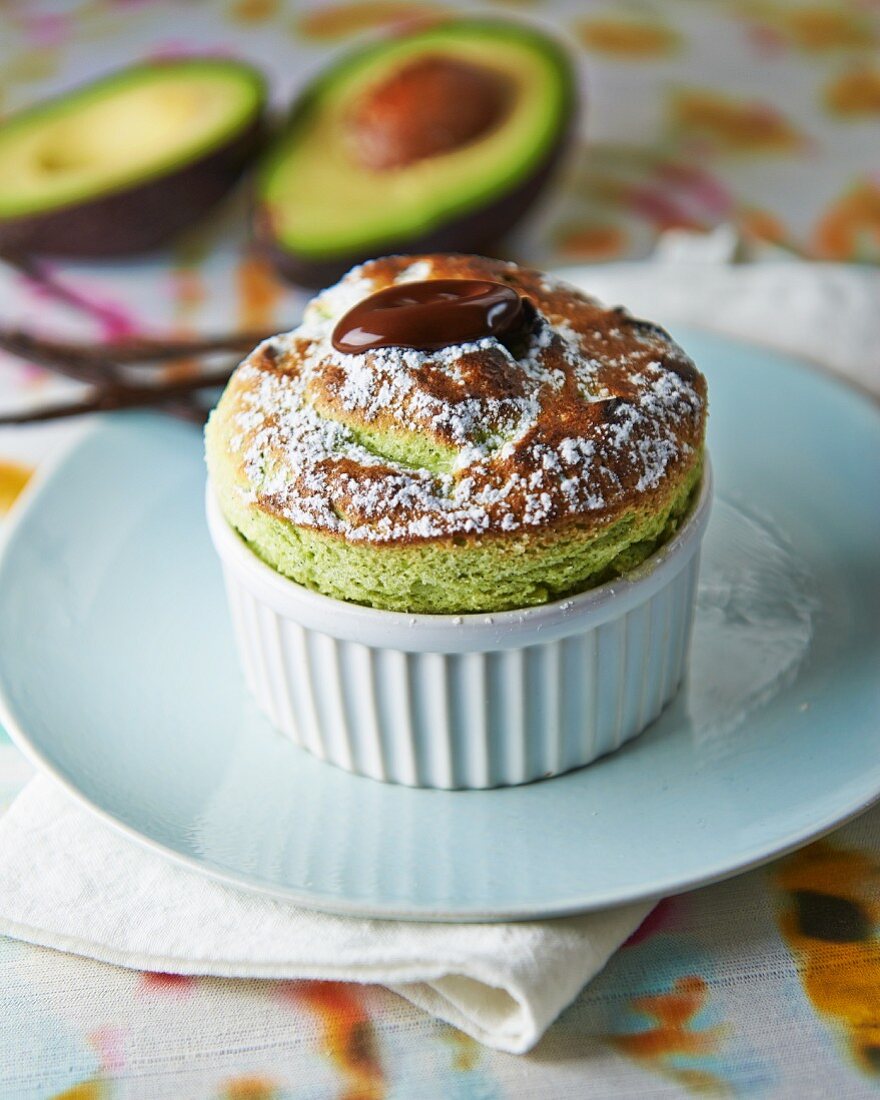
[[331, 279, 527, 354]]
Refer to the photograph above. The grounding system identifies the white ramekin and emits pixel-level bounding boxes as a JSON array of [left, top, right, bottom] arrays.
[[206, 462, 712, 789]]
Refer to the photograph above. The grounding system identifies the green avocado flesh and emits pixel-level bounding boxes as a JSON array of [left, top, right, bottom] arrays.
[[259, 21, 572, 260], [0, 60, 264, 218]]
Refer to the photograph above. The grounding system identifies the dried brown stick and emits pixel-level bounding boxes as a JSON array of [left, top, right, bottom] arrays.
[[0, 395, 209, 426], [0, 328, 205, 421], [0, 328, 122, 386], [0, 251, 97, 318], [0, 328, 250, 422], [0, 366, 234, 426], [0, 326, 274, 370], [91, 331, 276, 361], [0, 252, 271, 425]]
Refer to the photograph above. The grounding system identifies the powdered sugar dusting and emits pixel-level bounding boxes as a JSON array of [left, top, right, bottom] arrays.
[[395, 259, 434, 283], [220, 257, 706, 544]]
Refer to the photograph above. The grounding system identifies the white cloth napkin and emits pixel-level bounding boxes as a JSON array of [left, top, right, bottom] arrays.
[[0, 777, 649, 1054], [0, 231, 876, 1055]]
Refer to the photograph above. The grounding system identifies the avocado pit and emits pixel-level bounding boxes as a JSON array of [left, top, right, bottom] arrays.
[[347, 55, 512, 170], [255, 19, 576, 286]]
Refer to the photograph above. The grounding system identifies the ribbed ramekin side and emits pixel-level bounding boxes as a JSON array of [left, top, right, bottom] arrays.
[[668, 554, 699, 699], [214, 503, 707, 789], [221, 570, 259, 700], [399, 651, 447, 788], [367, 648, 417, 786], [279, 619, 326, 761], [224, 576, 285, 736], [637, 558, 686, 726], [559, 628, 599, 774], [525, 641, 564, 781], [447, 652, 492, 788], [336, 640, 386, 781], [532, 548, 702, 777]]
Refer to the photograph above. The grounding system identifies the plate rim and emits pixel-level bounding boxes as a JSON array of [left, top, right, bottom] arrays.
[[1, 334, 879, 920], [3, 651, 880, 921]]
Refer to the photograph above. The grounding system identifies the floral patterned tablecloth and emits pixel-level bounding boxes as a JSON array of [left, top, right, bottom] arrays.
[[0, 1, 879, 1096]]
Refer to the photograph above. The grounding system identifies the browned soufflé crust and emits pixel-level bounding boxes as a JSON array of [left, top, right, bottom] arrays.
[[209, 254, 707, 554]]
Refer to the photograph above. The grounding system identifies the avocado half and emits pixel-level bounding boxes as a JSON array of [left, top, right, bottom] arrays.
[[0, 58, 266, 257], [256, 20, 576, 286]]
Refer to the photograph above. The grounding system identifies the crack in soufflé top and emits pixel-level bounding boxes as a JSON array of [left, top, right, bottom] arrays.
[[221, 254, 707, 545]]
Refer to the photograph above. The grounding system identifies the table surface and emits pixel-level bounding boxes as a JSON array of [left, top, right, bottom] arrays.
[[1, 2, 879, 1096]]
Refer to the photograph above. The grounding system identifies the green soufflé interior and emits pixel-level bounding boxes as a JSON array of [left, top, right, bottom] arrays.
[[208, 403, 703, 614]]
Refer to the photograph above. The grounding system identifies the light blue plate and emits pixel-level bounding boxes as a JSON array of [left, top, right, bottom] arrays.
[[0, 329, 878, 921]]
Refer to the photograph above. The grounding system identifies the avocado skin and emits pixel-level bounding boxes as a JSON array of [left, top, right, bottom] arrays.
[[255, 21, 576, 288], [0, 69, 267, 259], [0, 116, 265, 258]]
